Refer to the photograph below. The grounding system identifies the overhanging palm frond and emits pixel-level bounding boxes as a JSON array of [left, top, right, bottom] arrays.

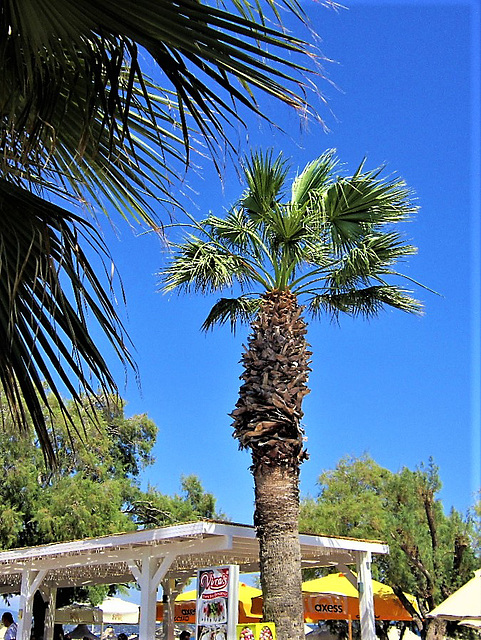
[[2, 0, 318, 196], [0, 180, 135, 464], [201, 296, 261, 332], [307, 285, 423, 320]]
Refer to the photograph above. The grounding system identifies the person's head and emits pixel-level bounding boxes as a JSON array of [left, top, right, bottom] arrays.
[[118, 634, 128, 640], [179, 631, 191, 640], [2, 612, 14, 627]]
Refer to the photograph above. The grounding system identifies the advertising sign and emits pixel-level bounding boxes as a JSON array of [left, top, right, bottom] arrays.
[[303, 594, 350, 622], [196, 565, 239, 640]]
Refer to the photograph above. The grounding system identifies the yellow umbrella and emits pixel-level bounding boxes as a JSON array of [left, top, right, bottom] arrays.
[[251, 573, 419, 622], [302, 573, 420, 622], [157, 582, 263, 624]]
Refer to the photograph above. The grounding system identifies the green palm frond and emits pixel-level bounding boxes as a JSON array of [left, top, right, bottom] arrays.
[[2, 0, 317, 198], [290, 149, 339, 209], [323, 233, 418, 290], [319, 161, 417, 250], [308, 286, 423, 320], [201, 296, 261, 331], [241, 150, 289, 219], [0, 180, 135, 464], [160, 149, 426, 332], [206, 210, 259, 254], [161, 237, 263, 294]]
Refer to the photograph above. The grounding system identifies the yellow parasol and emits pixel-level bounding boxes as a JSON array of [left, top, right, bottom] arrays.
[[301, 573, 420, 622], [251, 573, 419, 622]]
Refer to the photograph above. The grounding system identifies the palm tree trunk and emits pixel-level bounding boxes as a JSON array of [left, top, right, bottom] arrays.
[[254, 462, 305, 640], [231, 289, 311, 640]]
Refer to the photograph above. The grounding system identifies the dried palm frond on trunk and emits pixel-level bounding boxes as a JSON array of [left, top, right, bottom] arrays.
[[232, 289, 311, 470]]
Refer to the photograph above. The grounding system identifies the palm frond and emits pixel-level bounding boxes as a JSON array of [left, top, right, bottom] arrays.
[[0, 180, 135, 464], [161, 237, 259, 294], [2, 0, 319, 214], [319, 161, 418, 250], [201, 296, 261, 332], [206, 209, 259, 254], [307, 285, 423, 320], [241, 150, 289, 220], [326, 233, 418, 289], [290, 149, 339, 209]]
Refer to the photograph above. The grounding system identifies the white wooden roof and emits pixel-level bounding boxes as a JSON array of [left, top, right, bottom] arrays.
[[0, 520, 389, 594]]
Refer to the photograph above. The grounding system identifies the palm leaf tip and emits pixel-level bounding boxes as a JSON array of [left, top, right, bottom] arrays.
[[309, 286, 423, 320]]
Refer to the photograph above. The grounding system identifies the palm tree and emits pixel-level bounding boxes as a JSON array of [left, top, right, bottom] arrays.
[[1, 0, 320, 461], [160, 149, 425, 640]]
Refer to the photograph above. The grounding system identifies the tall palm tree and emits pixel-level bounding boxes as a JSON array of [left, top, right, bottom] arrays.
[[1, 0, 320, 461], [160, 149, 425, 640]]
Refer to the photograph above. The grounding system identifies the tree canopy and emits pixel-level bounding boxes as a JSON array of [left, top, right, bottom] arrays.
[[300, 455, 480, 638], [0, 392, 220, 551]]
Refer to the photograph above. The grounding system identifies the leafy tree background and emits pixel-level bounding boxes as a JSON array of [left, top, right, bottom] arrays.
[[0, 391, 220, 613], [299, 455, 480, 640]]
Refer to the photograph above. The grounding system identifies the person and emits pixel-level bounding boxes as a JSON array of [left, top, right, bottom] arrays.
[[179, 631, 191, 640], [117, 634, 128, 640], [1, 613, 17, 640]]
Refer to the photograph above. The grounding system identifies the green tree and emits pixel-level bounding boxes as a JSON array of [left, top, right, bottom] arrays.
[[469, 493, 481, 558], [159, 149, 424, 640], [131, 475, 222, 527], [0, 391, 220, 636], [1, 0, 321, 461], [0, 393, 156, 549], [300, 455, 480, 640], [0, 392, 220, 548]]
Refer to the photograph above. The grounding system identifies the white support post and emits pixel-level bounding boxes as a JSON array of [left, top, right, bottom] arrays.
[[161, 578, 177, 640], [43, 587, 57, 640], [161, 573, 192, 640], [129, 551, 177, 640], [17, 568, 47, 640], [356, 551, 376, 640]]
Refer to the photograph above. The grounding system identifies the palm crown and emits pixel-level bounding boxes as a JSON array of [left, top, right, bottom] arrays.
[[162, 149, 424, 325]]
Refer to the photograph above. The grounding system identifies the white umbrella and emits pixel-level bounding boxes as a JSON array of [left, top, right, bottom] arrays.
[[56, 604, 103, 625], [427, 569, 481, 622], [99, 597, 139, 624], [56, 597, 139, 626]]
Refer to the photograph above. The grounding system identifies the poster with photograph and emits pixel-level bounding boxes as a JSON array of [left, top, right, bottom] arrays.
[[196, 565, 239, 640]]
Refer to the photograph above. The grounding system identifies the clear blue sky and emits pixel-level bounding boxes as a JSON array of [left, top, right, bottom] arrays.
[[95, 0, 479, 525]]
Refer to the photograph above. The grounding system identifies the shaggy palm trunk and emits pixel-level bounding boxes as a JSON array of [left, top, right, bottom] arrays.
[[231, 289, 311, 640]]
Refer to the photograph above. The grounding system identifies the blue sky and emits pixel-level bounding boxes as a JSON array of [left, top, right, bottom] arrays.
[[95, 0, 479, 525]]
